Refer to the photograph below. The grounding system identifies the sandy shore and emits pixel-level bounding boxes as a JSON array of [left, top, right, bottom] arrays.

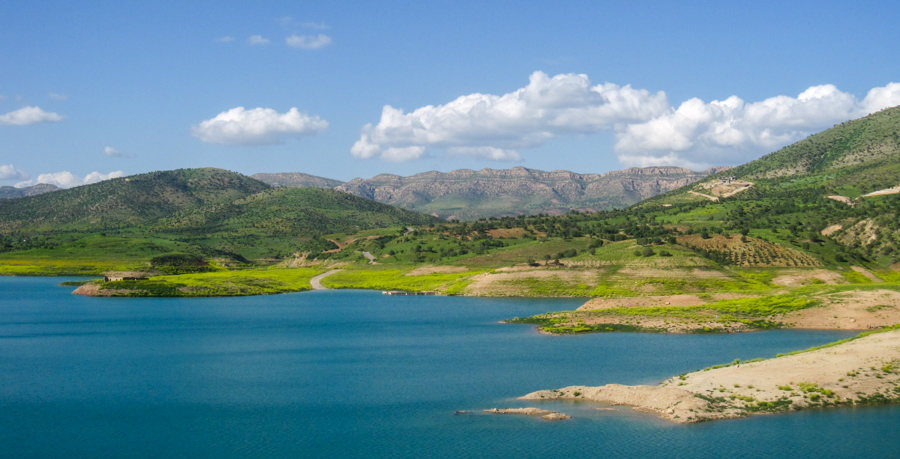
[[520, 328, 900, 423]]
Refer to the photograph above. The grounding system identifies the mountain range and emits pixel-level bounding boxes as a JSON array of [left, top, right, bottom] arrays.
[[252, 165, 725, 219], [0, 183, 59, 199]]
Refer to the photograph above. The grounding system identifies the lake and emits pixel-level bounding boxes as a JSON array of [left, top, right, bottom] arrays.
[[1, 277, 897, 458]]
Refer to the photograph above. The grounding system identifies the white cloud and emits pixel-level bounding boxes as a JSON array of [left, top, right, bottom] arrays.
[[48, 92, 67, 101], [191, 107, 328, 146], [103, 146, 134, 158], [0, 164, 28, 180], [351, 71, 668, 162], [247, 35, 270, 45], [352, 71, 900, 168], [215, 36, 235, 43], [614, 82, 900, 168], [285, 34, 332, 49], [0, 106, 64, 125], [860, 82, 900, 115], [15, 170, 124, 189]]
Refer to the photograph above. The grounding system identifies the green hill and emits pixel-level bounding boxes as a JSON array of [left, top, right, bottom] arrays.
[[0, 168, 439, 272], [0, 168, 269, 232], [729, 105, 900, 185], [638, 105, 900, 266]]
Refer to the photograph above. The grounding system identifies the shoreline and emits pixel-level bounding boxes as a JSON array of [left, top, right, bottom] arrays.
[[519, 327, 900, 423]]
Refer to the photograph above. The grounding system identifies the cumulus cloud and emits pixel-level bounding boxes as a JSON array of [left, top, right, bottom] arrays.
[[860, 82, 900, 115], [614, 82, 900, 168], [285, 34, 332, 49], [352, 71, 900, 167], [48, 92, 67, 101], [191, 107, 328, 145], [15, 170, 124, 189], [0, 164, 28, 180], [0, 106, 64, 125], [103, 146, 134, 158], [351, 71, 668, 162], [247, 35, 270, 45]]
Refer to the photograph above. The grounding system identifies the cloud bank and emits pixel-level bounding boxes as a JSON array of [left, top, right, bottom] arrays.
[[352, 72, 900, 167], [0, 106, 64, 125], [614, 82, 900, 168], [191, 107, 328, 146], [0, 164, 28, 180], [352, 71, 668, 162], [16, 170, 124, 189]]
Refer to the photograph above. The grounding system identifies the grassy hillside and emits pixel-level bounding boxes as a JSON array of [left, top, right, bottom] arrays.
[[0, 168, 269, 232], [729, 105, 900, 183], [0, 168, 440, 273]]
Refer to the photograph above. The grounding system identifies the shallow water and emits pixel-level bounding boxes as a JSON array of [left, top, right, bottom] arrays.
[[0, 277, 896, 458]]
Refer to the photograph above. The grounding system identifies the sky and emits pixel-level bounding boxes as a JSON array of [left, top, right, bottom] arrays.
[[2, 0, 899, 188]]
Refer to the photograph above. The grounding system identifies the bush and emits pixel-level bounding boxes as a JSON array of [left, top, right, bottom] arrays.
[[641, 247, 655, 257]]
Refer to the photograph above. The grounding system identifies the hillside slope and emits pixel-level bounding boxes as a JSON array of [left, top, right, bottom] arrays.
[[0, 168, 270, 232], [0, 169, 439, 268], [641, 105, 900, 268], [251, 172, 343, 189]]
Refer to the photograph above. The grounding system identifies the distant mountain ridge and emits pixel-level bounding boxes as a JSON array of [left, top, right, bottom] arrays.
[[250, 172, 344, 189], [0, 183, 59, 199], [254, 165, 725, 220]]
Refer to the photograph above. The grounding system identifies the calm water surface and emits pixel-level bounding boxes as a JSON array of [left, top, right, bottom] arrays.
[[1, 277, 897, 458]]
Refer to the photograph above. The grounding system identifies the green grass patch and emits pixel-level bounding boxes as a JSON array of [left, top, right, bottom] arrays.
[[97, 267, 325, 297], [321, 267, 482, 294]]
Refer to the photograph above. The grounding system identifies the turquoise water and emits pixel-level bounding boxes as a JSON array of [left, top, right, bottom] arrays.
[[0, 277, 897, 458]]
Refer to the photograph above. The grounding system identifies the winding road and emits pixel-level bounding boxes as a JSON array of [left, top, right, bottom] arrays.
[[310, 269, 342, 290]]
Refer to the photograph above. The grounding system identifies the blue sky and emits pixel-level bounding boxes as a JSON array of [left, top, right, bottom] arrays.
[[2, 0, 899, 188]]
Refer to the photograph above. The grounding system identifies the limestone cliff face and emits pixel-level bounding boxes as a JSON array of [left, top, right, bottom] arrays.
[[254, 166, 724, 220], [332, 166, 724, 220]]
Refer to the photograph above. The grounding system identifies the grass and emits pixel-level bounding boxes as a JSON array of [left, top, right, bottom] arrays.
[[511, 291, 822, 335], [321, 266, 483, 294], [0, 258, 145, 276], [95, 267, 324, 297]]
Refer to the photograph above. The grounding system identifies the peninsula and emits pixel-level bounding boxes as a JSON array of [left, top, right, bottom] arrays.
[[520, 326, 900, 423]]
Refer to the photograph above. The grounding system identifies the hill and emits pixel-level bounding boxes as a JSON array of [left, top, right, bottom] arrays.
[[251, 172, 343, 188], [0, 168, 439, 271], [255, 166, 723, 220], [0, 183, 59, 199], [641, 105, 900, 267], [0, 168, 269, 232]]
